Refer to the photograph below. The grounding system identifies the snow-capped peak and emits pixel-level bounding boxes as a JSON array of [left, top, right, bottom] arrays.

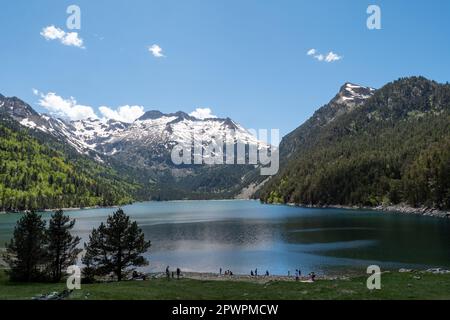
[[66, 109, 264, 158], [1, 93, 267, 164], [335, 82, 376, 105]]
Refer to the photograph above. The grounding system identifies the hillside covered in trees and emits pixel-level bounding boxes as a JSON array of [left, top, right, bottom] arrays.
[[0, 116, 138, 211], [2, 77, 449, 211], [260, 77, 450, 210]]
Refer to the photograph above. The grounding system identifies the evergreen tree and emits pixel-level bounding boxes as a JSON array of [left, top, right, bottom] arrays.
[[46, 210, 82, 282], [4, 211, 47, 282], [82, 209, 151, 281]]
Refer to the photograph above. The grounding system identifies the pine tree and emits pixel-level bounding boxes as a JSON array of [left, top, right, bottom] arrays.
[[4, 211, 47, 282], [82, 209, 151, 281], [46, 210, 82, 282]]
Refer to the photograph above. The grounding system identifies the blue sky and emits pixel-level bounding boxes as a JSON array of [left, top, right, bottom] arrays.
[[1, 0, 450, 137]]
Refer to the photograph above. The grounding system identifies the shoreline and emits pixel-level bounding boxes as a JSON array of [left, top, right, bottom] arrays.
[[0, 199, 252, 215], [284, 203, 450, 219], [148, 272, 341, 283], [1, 200, 449, 219], [0, 205, 120, 215], [144, 268, 450, 283], [372, 205, 450, 218]]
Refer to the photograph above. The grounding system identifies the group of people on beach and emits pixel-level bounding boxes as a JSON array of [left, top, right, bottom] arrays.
[[164, 265, 316, 282], [290, 269, 316, 281], [166, 266, 181, 280], [218, 267, 315, 281], [287, 268, 302, 277], [249, 268, 270, 277], [219, 268, 233, 276]]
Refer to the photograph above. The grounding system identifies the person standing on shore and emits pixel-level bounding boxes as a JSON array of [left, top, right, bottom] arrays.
[[176, 268, 181, 280], [166, 266, 170, 280]]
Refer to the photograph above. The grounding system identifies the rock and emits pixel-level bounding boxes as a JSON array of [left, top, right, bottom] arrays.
[[426, 268, 450, 274], [32, 290, 72, 300]]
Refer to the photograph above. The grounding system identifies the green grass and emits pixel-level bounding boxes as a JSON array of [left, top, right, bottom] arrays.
[[0, 270, 449, 300]]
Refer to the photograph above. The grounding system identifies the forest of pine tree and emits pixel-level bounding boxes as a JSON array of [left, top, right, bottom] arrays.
[[0, 118, 138, 211], [260, 77, 450, 210]]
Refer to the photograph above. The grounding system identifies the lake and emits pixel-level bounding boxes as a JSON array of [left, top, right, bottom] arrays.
[[0, 200, 449, 276]]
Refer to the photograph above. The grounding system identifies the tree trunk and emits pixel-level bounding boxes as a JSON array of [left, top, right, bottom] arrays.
[[117, 265, 122, 281], [117, 252, 122, 281]]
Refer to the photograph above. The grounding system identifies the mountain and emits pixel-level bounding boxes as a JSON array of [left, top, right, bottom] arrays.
[[0, 113, 138, 211], [280, 83, 375, 161], [0, 94, 265, 202], [76, 110, 264, 200], [70, 110, 260, 168], [247, 83, 376, 198], [0, 95, 95, 155], [260, 77, 450, 210]]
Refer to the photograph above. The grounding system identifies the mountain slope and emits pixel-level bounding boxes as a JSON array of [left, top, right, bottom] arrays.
[[0, 113, 138, 211], [280, 83, 375, 161], [0, 94, 97, 154], [249, 83, 376, 198], [260, 77, 450, 210]]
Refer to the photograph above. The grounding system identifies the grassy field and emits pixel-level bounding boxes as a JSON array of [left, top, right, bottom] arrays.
[[0, 270, 449, 300]]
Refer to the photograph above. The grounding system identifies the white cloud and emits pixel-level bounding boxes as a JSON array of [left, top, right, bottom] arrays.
[[32, 90, 151, 123], [61, 32, 84, 47], [148, 44, 164, 57], [34, 90, 97, 121], [315, 54, 325, 61], [40, 25, 84, 48], [40, 25, 65, 40], [307, 48, 342, 63], [99, 105, 145, 123], [325, 51, 342, 62], [189, 108, 217, 120]]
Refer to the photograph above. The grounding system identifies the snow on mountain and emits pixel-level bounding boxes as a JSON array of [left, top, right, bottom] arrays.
[[0, 95, 106, 153], [310, 82, 376, 126], [335, 83, 376, 107], [70, 110, 264, 159], [0, 94, 265, 164], [71, 118, 129, 150]]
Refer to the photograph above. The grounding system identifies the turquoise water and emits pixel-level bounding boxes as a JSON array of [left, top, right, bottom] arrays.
[[1, 200, 449, 275]]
